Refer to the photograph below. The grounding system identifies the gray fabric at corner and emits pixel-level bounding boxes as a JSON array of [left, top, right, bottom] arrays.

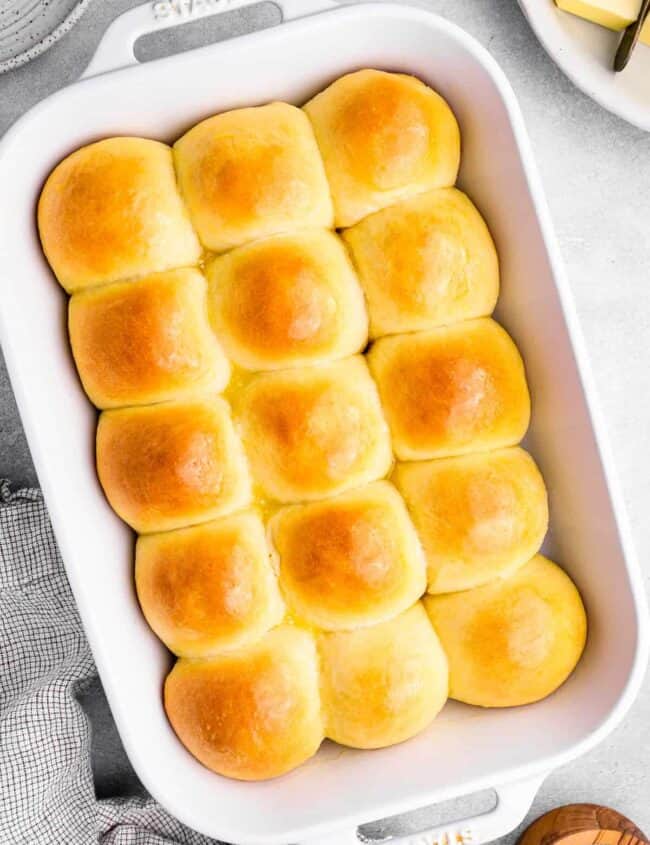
[[0, 480, 220, 845]]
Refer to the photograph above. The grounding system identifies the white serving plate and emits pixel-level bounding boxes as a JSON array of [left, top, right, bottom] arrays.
[[0, 0, 93, 74], [518, 0, 650, 131], [0, 2, 647, 843]]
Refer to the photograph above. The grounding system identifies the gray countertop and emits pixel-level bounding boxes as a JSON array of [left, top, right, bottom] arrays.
[[1, 1, 649, 841]]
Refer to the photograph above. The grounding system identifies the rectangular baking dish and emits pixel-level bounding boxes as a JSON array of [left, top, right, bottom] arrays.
[[0, 2, 647, 843]]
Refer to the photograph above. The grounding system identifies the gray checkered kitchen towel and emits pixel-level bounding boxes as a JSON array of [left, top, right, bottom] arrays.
[[0, 480, 223, 845]]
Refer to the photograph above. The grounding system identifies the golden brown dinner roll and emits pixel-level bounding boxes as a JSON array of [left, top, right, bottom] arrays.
[[206, 229, 368, 371], [367, 318, 530, 460], [136, 512, 284, 658], [96, 398, 251, 533], [318, 603, 448, 748], [424, 555, 587, 707], [269, 481, 426, 630], [38, 137, 201, 293], [68, 269, 229, 409], [304, 69, 460, 227], [393, 448, 548, 594], [343, 188, 499, 338], [236, 356, 392, 503], [174, 103, 333, 252], [164, 625, 324, 780]]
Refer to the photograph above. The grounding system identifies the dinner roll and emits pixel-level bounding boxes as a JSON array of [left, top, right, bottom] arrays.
[[174, 103, 333, 252], [38, 137, 201, 293], [368, 318, 530, 460], [343, 188, 499, 338], [237, 357, 392, 503], [304, 69, 460, 227], [269, 481, 426, 630], [164, 626, 323, 780], [69, 269, 229, 409], [424, 555, 587, 707], [96, 398, 251, 533], [318, 603, 448, 749], [206, 230, 367, 371], [394, 448, 548, 594], [136, 512, 284, 658]]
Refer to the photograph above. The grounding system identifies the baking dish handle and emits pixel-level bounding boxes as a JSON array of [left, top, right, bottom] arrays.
[[296, 772, 547, 845], [81, 0, 339, 79]]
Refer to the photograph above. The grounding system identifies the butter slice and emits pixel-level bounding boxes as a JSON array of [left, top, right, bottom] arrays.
[[555, 0, 650, 45]]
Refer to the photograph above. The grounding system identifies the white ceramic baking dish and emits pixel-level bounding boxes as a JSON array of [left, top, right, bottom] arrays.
[[0, 2, 647, 843]]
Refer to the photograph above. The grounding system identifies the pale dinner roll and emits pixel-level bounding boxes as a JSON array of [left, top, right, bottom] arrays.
[[236, 356, 392, 503], [367, 318, 530, 460], [164, 625, 324, 780], [393, 448, 548, 594], [38, 137, 201, 293], [136, 512, 284, 658], [206, 229, 368, 371], [343, 188, 499, 338], [96, 398, 251, 533], [304, 69, 460, 227], [424, 555, 587, 707], [318, 603, 448, 749], [174, 103, 333, 252], [269, 481, 426, 630], [69, 269, 229, 409]]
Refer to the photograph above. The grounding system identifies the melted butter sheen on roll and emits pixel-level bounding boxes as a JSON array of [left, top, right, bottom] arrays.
[[343, 188, 499, 338], [136, 512, 284, 658], [174, 103, 333, 252], [69, 269, 230, 409], [164, 626, 324, 780], [318, 603, 448, 749], [35, 69, 583, 784], [368, 318, 530, 460], [96, 398, 251, 533], [394, 448, 548, 594], [237, 356, 393, 503], [38, 137, 201, 292], [206, 230, 368, 371], [304, 69, 460, 226], [269, 481, 426, 630], [424, 556, 587, 707]]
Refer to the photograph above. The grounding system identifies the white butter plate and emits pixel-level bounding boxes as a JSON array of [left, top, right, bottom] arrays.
[[517, 0, 650, 131]]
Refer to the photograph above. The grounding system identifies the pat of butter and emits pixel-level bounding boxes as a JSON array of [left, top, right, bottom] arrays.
[[555, 0, 650, 45]]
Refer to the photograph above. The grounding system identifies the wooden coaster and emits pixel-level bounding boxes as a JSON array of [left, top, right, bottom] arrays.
[[519, 804, 648, 845]]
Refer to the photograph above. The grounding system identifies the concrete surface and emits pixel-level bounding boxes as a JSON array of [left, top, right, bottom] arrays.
[[1, 0, 649, 842]]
